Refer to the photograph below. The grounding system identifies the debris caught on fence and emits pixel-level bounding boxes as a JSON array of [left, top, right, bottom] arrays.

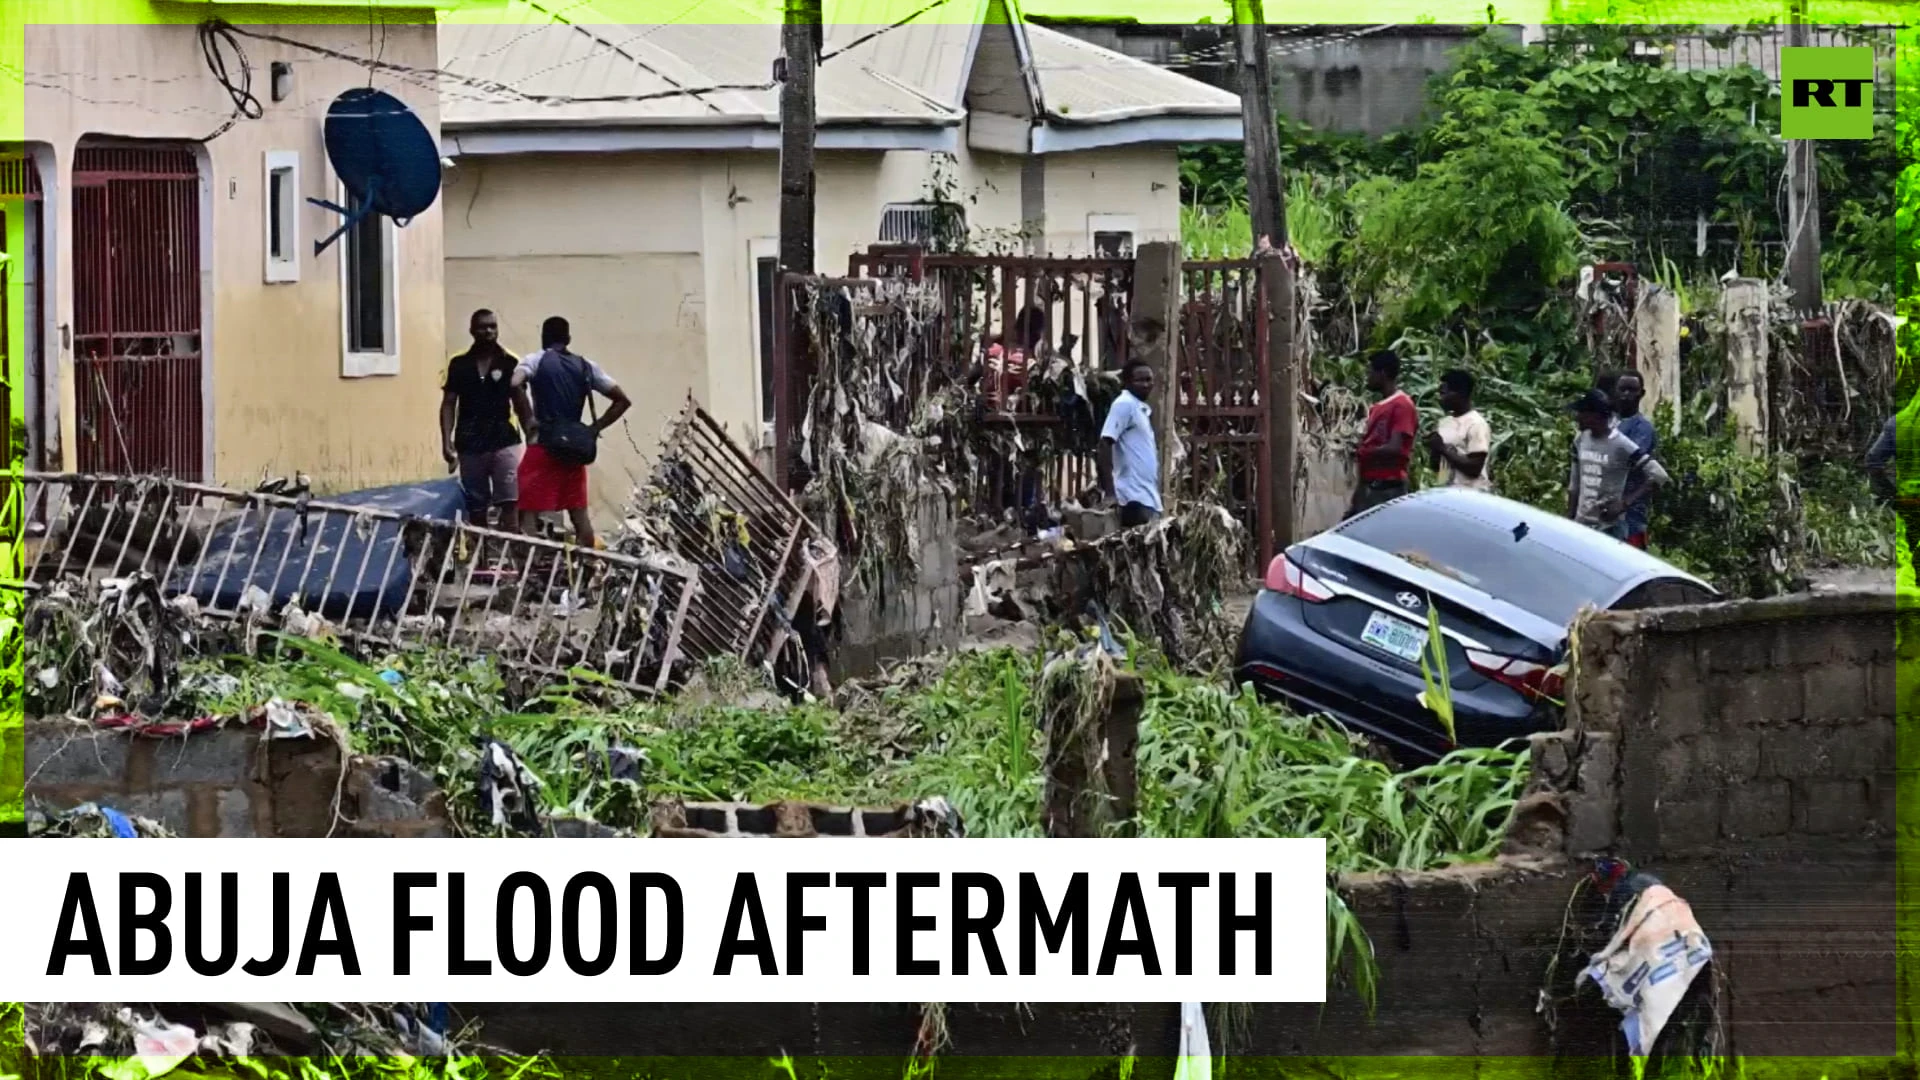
[[621, 401, 839, 684], [960, 502, 1246, 667], [21, 473, 699, 696]]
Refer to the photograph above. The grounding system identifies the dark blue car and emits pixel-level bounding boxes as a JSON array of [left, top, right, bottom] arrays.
[[1235, 487, 1718, 763]]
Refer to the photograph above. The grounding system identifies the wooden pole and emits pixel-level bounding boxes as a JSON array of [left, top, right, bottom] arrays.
[[1233, 0, 1296, 565], [1784, 5, 1822, 315], [778, 0, 819, 276], [1263, 251, 1295, 561], [1230, 0, 1286, 249]]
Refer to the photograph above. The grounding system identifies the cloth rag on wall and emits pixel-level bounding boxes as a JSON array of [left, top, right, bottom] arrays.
[[1582, 883, 1713, 1056], [1172, 1002, 1212, 1080]]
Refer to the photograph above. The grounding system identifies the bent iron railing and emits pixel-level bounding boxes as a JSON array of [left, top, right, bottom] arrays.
[[19, 473, 699, 695]]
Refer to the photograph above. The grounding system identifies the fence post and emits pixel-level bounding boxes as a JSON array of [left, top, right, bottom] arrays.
[[1129, 242, 1182, 488], [1262, 252, 1296, 562], [1635, 286, 1681, 437], [1720, 278, 1769, 456], [1043, 668, 1143, 838]]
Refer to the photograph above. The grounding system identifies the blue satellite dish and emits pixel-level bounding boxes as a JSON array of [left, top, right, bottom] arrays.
[[308, 87, 442, 256]]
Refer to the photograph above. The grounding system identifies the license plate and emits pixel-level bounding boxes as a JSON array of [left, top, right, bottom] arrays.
[[1360, 611, 1428, 663]]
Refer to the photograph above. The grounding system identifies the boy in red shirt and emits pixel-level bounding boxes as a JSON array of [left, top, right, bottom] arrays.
[[1346, 349, 1417, 519]]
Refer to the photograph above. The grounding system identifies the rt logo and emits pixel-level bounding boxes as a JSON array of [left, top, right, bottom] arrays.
[[1780, 47, 1875, 139]]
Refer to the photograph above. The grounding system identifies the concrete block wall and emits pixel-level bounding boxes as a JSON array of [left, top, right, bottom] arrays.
[[832, 487, 963, 680], [1566, 591, 1899, 861], [1551, 588, 1900, 1057], [650, 799, 933, 838], [25, 719, 449, 838]]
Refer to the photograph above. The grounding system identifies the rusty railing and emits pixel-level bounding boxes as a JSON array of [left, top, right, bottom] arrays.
[[640, 404, 830, 671], [20, 473, 698, 694]]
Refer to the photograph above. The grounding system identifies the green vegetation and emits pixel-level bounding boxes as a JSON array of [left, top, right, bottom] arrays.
[[1179, 25, 1903, 597], [132, 633, 1527, 1007]]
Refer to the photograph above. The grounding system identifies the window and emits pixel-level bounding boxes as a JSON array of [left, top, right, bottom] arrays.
[[1087, 214, 1139, 259], [338, 182, 399, 377], [748, 237, 779, 447], [264, 151, 299, 283], [879, 201, 966, 249]]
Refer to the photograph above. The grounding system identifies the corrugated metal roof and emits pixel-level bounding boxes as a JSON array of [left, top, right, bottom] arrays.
[[440, 0, 1236, 131], [441, 16, 961, 127], [1024, 22, 1239, 122]]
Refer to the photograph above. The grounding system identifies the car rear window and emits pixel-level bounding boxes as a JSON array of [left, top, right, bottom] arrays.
[[1336, 502, 1624, 627]]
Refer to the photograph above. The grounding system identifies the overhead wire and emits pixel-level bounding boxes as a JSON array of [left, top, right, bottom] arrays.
[[195, 19, 265, 142]]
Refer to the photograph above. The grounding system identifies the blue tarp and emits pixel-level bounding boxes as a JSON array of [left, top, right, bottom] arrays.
[[170, 478, 466, 621]]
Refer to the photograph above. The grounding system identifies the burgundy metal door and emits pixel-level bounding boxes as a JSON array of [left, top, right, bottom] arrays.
[[1178, 258, 1273, 570], [72, 145, 204, 479]]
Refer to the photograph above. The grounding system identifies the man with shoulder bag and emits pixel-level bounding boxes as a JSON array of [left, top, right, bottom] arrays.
[[510, 316, 632, 549]]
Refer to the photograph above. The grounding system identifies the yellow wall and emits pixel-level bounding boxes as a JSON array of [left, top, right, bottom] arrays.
[[444, 140, 1179, 522], [23, 18, 446, 492]]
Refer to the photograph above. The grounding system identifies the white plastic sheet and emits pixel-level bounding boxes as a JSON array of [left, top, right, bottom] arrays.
[[1172, 1002, 1212, 1080]]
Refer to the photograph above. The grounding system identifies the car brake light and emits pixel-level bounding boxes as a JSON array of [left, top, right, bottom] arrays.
[[1265, 553, 1334, 603], [1466, 649, 1566, 701]]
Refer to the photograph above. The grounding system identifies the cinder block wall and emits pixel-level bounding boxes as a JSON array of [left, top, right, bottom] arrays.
[[25, 720, 448, 838], [1567, 591, 1900, 860], [830, 487, 962, 680], [1556, 590, 1900, 1058]]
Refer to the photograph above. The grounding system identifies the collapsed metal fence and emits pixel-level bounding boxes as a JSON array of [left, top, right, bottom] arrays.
[[633, 404, 832, 673], [20, 473, 698, 694]]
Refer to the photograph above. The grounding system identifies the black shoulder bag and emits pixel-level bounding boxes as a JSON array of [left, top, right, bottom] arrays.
[[539, 350, 601, 467]]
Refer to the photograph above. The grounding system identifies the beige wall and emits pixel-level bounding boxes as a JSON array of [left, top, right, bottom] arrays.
[[443, 139, 1180, 521], [24, 17, 445, 492], [1041, 147, 1184, 256], [443, 153, 709, 521]]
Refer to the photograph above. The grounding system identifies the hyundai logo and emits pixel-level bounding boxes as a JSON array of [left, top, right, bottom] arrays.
[[1395, 592, 1423, 610]]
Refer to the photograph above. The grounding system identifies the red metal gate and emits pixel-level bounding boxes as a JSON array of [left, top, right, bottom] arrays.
[[72, 145, 204, 479], [1177, 258, 1272, 569]]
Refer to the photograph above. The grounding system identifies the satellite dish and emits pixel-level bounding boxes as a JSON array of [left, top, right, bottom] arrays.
[[308, 87, 442, 256]]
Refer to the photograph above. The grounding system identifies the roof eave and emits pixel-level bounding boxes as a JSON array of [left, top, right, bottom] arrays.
[[443, 122, 962, 156], [1030, 113, 1243, 153]]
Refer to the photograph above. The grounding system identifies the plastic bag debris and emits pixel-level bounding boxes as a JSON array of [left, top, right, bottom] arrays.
[[1583, 876, 1714, 1056]]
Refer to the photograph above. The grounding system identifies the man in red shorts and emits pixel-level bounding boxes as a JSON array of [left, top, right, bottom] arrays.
[[510, 316, 632, 549]]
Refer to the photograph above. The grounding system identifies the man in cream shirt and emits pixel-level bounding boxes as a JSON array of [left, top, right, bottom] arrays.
[[1426, 368, 1493, 491]]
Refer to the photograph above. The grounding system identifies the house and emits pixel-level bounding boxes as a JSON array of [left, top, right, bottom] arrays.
[[13, 0, 454, 490], [438, 0, 1243, 518]]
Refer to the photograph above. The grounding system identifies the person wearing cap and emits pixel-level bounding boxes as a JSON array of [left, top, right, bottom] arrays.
[[1567, 387, 1669, 542]]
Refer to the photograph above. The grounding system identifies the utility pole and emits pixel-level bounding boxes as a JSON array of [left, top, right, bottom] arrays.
[[1231, 0, 1297, 559], [1230, 0, 1285, 248], [778, 0, 820, 275], [1784, 4, 1822, 315]]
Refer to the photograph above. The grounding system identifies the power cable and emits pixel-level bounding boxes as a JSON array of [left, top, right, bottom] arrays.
[[196, 19, 265, 142]]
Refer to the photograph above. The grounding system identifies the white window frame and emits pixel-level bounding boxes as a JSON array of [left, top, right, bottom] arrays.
[[337, 181, 400, 378], [1087, 213, 1139, 259], [263, 150, 300, 284], [748, 236, 779, 448]]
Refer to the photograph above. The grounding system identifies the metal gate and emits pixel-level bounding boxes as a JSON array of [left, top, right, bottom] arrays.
[[780, 246, 1275, 568], [1177, 258, 1272, 569], [72, 145, 204, 480]]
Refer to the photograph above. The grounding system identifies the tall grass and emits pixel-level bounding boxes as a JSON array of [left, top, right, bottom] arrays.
[[128, 635, 1527, 1008], [1181, 176, 1345, 266]]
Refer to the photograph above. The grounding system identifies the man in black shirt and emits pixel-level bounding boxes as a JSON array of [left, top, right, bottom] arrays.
[[440, 309, 532, 530]]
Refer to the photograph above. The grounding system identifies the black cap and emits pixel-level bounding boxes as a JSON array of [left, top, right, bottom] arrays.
[[1567, 389, 1612, 416]]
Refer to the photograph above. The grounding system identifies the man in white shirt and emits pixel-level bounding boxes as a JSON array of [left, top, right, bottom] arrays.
[[1098, 361, 1162, 527], [1426, 368, 1493, 491]]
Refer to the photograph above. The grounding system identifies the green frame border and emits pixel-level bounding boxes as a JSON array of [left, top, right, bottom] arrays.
[[1, 2, 1912, 1077]]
